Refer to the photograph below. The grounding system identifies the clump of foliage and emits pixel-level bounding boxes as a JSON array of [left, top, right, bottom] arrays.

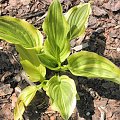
[[0, 0, 120, 120]]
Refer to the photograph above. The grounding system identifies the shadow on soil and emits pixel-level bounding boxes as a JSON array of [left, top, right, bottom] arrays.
[[0, 51, 20, 86], [77, 75, 120, 119], [0, 50, 20, 119]]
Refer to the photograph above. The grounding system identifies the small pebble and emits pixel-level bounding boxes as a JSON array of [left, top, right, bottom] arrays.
[[0, 46, 3, 49], [117, 48, 120, 52], [35, 111, 38, 113], [86, 112, 91, 116]]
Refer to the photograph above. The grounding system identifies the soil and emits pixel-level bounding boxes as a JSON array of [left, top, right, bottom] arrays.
[[0, 0, 120, 120]]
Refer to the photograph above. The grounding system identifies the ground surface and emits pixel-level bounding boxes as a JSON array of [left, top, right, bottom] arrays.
[[0, 0, 120, 120]]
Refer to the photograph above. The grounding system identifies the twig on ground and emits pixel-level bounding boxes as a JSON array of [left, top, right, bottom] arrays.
[[98, 106, 106, 120], [21, 11, 45, 19], [36, 12, 47, 21], [20, 71, 42, 92], [21, 71, 35, 86], [71, 42, 89, 52]]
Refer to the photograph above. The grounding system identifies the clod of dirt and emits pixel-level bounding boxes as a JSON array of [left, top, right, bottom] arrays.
[[103, 1, 120, 12], [0, 83, 13, 97], [0, 103, 13, 120], [92, 5, 107, 16], [109, 29, 118, 38], [9, 0, 17, 7], [20, 0, 31, 5], [88, 16, 98, 28], [94, 0, 109, 5]]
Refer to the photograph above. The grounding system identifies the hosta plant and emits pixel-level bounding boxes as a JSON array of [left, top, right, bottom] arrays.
[[0, 0, 120, 120]]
